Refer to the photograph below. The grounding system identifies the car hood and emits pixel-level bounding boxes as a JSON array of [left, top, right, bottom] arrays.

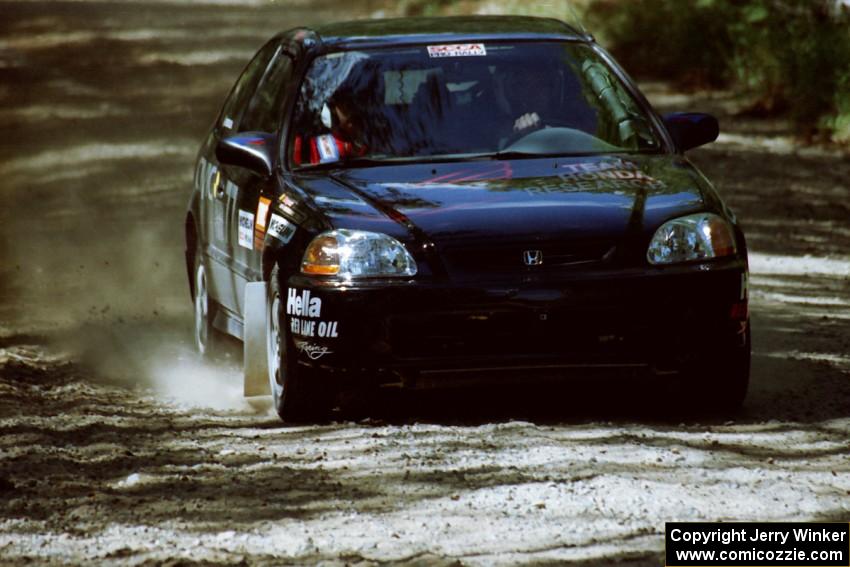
[[294, 154, 714, 277], [328, 154, 708, 243]]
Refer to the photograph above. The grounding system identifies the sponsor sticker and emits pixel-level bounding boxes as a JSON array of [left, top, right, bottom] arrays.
[[286, 288, 340, 339], [296, 342, 333, 361], [427, 43, 487, 58], [277, 194, 296, 216], [255, 197, 271, 229], [287, 288, 322, 318], [222, 117, 234, 130], [551, 159, 667, 193], [253, 196, 272, 249], [267, 213, 296, 244], [290, 318, 339, 339], [316, 134, 340, 163], [237, 210, 254, 249], [210, 169, 221, 200]]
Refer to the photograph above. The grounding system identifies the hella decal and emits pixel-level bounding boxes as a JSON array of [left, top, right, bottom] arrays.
[[287, 289, 339, 339]]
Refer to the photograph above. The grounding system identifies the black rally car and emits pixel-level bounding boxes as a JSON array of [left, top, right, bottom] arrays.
[[185, 16, 750, 421]]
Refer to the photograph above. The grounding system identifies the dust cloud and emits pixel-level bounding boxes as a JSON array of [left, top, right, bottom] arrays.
[[146, 351, 252, 412], [0, 0, 385, 414]]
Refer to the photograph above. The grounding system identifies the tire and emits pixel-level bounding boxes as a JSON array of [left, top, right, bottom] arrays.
[[193, 251, 223, 360], [266, 264, 331, 422], [714, 325, 751, 413], [694, 325, 751, 415]]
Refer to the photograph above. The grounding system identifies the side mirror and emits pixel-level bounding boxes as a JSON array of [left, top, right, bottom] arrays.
[[663, 113, 719, 152], [216, 132, 275, 177]]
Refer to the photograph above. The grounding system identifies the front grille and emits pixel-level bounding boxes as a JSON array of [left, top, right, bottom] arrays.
[[441, 240, 615, 273]]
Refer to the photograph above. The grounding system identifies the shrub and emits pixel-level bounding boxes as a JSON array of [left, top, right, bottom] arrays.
[[586, 0, 734, 88], [587, 0, 850, 142]]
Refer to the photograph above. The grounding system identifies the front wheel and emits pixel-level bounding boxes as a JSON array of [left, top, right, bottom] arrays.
[[692, 326, 751, 415], [266, 265, 332, 422]]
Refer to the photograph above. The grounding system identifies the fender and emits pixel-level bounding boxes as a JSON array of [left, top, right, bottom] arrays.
[[243, 281, 270, 396]]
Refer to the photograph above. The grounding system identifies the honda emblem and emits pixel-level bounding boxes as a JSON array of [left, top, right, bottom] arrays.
[[523, 250, 543, 266]]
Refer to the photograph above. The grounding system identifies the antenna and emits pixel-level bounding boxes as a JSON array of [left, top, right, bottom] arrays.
[[561, 0, 589, 37]]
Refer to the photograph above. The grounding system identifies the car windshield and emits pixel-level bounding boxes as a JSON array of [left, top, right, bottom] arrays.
[[289, 41, 662, 168]]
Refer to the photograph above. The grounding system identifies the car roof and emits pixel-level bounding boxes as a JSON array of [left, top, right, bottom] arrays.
[[302, 15, 589, 51]]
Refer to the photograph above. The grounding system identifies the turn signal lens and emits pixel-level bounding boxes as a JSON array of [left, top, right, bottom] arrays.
[[730, 301, 749, 321], [301, 234, 340, 275]]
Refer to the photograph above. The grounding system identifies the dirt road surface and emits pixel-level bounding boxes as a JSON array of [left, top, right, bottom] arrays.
[[1, 2, 848, 565]]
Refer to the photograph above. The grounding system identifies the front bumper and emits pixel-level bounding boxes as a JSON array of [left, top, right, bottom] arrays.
[[285, 259, 748, 388]]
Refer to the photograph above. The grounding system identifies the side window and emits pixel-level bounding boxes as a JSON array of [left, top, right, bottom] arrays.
[[218, 40, 278, 133], [240, 49, 295, 133]]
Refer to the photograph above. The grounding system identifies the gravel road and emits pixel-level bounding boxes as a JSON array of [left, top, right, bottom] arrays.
[[1, 2, 848, 565]]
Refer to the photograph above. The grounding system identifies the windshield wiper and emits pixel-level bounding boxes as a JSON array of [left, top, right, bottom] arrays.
[[495, 150, 557, 160], [295, 157, 398, 172], [295, 148, 662, 172], [295, 153, 503, 171], [494, 150, 613, 160]]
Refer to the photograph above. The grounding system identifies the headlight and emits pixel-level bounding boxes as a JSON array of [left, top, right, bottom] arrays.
[[647, 213, 736, 265], [301, 229, 417, 278]]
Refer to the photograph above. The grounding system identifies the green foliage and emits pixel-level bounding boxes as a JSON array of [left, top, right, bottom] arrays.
[[587, 0, 850, 142], [828, 68, 850, 143], [586, 0, 734, 87], [395, 0, 457, 17], [396, 0, 582, 20]]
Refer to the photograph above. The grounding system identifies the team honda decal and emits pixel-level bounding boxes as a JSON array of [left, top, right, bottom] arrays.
[[558, 159, 667, 190], [287, 289, 339, 339]]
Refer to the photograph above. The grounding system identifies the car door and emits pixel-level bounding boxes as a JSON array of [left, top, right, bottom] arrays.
[[202, 40, 279, 314], [224, 46, 296, 319]]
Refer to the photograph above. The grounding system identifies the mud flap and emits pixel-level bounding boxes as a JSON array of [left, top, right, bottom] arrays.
[[243, 282, 271, 397]]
